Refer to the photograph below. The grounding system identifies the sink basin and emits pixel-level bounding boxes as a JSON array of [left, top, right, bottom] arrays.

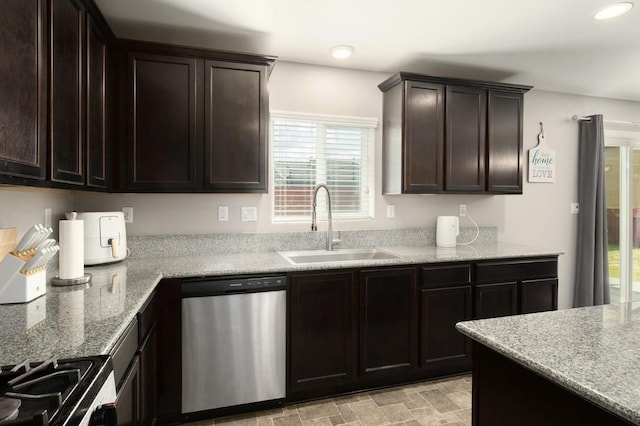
[[279, 248, 402, 265]]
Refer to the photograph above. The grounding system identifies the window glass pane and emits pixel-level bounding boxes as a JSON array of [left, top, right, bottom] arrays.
[[605, 146, 621, 302], [272, 115, 374, 222], [632, 149, 640, 300]]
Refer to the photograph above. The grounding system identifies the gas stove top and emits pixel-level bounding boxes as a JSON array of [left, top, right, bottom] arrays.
[[0, 356, 116, 426]]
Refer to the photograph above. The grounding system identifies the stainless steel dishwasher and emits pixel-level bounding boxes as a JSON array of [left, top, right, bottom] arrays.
[[181, 275, 286, 415]]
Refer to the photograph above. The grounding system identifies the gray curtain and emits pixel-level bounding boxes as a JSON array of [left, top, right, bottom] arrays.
[[574, 114, 610, 307]]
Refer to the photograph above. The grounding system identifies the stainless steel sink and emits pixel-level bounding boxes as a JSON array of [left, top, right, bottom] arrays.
[[279, 248, 402, 265]]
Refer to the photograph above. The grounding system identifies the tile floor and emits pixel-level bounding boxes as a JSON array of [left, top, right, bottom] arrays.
[[185, 374, 472, 426]]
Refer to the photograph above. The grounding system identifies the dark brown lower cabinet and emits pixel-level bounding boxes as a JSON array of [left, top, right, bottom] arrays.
[[284, 257, 558, 405], [360, 267, 418, 378], [288, 271, 357, 397], [520, 278, 558, 314], [420, 286, 472, 374], [138, 293, 157, 426], [474, 282, 518, 319], [111, 292, 157, 426], [116, 356, 140, 426], [474, 257, 559, 318]]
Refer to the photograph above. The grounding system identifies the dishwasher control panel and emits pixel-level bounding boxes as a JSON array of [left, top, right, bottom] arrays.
[[182, 275, 287, 297]]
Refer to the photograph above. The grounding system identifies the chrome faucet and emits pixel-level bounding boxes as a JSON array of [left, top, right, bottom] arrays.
[[311, 184, 340, 251]]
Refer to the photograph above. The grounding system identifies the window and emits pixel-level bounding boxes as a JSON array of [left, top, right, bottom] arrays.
[[604, 122, 640, 303], [271, 111, 377, 222]]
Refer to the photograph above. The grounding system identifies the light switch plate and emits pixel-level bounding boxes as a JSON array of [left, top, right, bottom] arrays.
[[386, 205, 395, 218], [242, 206, 257, 222], [122, 207, 133, 223], [571, 203, 579, 214], [218, 206, 229, 221]]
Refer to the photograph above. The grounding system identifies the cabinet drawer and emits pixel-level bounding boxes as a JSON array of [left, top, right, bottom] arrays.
[[138, 291, 156, 343], [110, 317, 139, 389], [421, 264, 470, 288], [474, 258, 557, 283]]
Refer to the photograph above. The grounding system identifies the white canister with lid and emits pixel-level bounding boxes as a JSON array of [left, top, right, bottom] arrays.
[[436, 216, 459, 248]]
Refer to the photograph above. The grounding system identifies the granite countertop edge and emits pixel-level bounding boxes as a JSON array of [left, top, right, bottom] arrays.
[[0, 241, 563, 367], [456, 313, 639, 425]]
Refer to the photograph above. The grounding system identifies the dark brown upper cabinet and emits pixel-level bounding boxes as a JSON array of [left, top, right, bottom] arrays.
[[86, 12, 108, 189], [446, 85, 487, 192], [0, 0, 112, 189], [125, 52, 202, 191], [382, 81, 444, 194], [487, 90, 525, 193], [204, 60, 268, 192], [0, 0, 48, 184], [50, 0, 112, 189], [50, 0, 85, 185], [116, 41, 275, 193], [379, 73, 531, 194]]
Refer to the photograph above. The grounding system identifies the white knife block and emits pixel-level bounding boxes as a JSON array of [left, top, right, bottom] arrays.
[[0, 253, 47, 304]]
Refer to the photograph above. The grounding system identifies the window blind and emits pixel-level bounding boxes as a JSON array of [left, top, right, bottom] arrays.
[[271, 111, 377, 221]]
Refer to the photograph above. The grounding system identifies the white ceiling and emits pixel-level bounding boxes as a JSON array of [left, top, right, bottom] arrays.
[[95, 0, 640, 101]]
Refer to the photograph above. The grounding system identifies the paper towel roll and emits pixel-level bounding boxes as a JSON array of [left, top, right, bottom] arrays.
[[59, 219, 84, 279]]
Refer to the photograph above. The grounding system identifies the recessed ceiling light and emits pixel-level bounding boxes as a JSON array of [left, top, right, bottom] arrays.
[[330, 45, 354, 59], [593, 2, 633, 20]]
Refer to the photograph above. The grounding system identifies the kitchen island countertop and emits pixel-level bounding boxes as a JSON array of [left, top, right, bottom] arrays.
[[457, 303, 640, 425], [0, 241, 561, 366]]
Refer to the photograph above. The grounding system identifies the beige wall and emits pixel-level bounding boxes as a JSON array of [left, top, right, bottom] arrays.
[[3, 61, 640, 308], [0, 186, 74, 241]]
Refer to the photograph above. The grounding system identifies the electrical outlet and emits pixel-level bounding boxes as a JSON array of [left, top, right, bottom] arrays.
[[44, 208, 52, 228], [571, 203, 580, 214], [241, 206, 257, 222], [386, 205, 395, 218], [218, 206, 229, 221], [122, 207, 133, 223], [459, 204, 467, 217]]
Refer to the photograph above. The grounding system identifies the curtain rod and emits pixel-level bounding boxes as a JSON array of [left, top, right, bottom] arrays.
[[571, 115, 592, 122], [572, 115, 640, 128]]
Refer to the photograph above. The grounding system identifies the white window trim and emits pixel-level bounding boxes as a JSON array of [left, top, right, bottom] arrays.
[[271, 110, 378, 129], [270, 110, 378, 223]]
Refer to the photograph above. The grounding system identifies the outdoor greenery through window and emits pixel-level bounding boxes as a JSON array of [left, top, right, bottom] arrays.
[[271, 111, 376, 222]]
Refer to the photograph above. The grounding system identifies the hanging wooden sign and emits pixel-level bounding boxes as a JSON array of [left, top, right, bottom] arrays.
[[528, 122, 556, 182]]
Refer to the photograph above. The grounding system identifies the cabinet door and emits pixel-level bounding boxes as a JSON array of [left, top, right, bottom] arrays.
[[203, 60, 268, 192], [116, 355, 141, 426], [445, 86, 486, 192], [289, 271, 358, 394], [360, 267, 418, 377], [520, 278, 558, 314], [420, 286, 472, 374], [139, 325, 156, 426], [50, 0, 85, 185], [474, 282, 517, 319], [127, 53, 202, 191], [0, 0, 47, 181], [487, 90, 524, 193], [86, 14, 107, 189], [403, 81, 444, 193]]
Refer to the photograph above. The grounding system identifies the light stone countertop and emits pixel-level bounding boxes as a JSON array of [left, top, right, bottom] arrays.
[[456, 303, 640, 425], [0, 241, 562, 366]]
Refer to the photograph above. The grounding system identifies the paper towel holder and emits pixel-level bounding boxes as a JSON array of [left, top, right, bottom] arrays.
[[51, 273, 92, 287]]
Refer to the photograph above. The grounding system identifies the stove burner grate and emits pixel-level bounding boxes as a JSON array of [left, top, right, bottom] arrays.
[[0, 358, 94, 425]]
